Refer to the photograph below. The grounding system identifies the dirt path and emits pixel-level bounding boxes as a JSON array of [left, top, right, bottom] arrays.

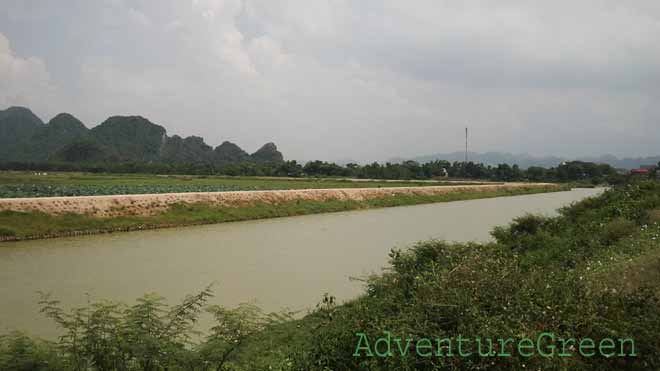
[[0, 182, 558, 218]]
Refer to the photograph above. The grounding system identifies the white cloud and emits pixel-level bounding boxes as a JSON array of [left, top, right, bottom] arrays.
[[128, 8, 152, 27], [247, 35, 289, 71], [0, 32, 58, 119], [2, 1, 659, 160], [216, 29, 257, 76]]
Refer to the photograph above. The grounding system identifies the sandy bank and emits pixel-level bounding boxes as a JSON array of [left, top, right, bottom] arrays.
[[0, 183, 557, 218]]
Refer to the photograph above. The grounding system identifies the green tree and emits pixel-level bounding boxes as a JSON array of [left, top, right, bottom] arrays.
[[38, 286, 213, 370], [198, 303, 291, 370]]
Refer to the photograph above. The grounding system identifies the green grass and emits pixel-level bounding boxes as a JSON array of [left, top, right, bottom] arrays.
[[0, 185, 561, 241], [0, 171, 485, 198]]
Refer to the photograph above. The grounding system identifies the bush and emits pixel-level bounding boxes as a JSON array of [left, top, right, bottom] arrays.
[[289, 182, 660, 370], [491, 213, 550, 250], [291, 237, 660, 370], [3, 286, 293, 371], [602, 217, 638, 246], [0, 332, 62, 371], [0, 226, 16, 237]]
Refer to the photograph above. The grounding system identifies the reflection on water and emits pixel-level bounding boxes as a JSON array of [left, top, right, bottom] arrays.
[[0, 188, 602, 338]]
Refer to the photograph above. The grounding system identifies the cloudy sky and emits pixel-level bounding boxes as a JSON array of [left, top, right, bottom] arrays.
[[1, 1, 659, 162]]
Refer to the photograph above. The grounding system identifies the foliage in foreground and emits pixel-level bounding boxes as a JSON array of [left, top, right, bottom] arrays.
[[2, 181, 659, 370], [1, 286, 294, 371], [293, 181, 660, 370]]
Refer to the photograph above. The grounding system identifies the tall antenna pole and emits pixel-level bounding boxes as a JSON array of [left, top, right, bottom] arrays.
[[465, 127, 468, 164]]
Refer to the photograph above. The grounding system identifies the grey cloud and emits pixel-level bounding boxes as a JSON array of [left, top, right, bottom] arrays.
[[0, 0, 658, 162]]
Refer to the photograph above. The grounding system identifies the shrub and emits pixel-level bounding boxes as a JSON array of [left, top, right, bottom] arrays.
[[648, 208, 660, 224], [289, 182, 660, 370], [0, 332, 63, 371], [602, 217, 638, 246], [510, 213, 547, 235], [2, 286, 293, 371], [491, 213, 549, 250], [0, 226, 16, 237]]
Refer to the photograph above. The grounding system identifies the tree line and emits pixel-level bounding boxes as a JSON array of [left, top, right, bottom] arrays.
[[0, 159, 654, 184]]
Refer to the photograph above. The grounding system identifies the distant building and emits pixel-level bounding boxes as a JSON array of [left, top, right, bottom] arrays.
[[630, 168, 650, 175]]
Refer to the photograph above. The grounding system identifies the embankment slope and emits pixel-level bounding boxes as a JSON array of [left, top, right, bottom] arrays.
[[0, 183, 557, 218]]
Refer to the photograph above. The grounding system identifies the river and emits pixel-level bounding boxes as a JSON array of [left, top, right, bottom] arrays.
[[0, 188, 602, 338]]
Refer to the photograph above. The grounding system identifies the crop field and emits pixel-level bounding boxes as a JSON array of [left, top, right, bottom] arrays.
[[0, 171, 475, 198]]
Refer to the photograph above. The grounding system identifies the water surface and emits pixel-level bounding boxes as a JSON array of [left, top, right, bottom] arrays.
[[0, 188, 602, 338]]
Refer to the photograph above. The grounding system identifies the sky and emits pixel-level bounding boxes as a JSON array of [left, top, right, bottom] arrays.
[[1, 0, 659, 163]]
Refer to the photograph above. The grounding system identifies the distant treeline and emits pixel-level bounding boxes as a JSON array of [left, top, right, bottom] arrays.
[[3, 106, 657, 184], [2, 159, 654, 184]]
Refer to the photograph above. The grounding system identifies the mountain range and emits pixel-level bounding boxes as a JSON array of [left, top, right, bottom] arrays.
[[391, 151, 660, 170], [3, 106, 656, 170], [0, 106, 284, 165]]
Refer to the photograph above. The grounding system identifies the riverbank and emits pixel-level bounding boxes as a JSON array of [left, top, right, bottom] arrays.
[[1, 182, 657, 370], [0, 183, 561, 242]]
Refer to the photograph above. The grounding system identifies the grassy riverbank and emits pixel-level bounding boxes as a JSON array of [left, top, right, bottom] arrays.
[[1, 181, 658, 370], [0, 185, 560, 241]]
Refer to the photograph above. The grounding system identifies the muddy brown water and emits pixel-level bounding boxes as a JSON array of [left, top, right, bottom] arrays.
[[0, 188, 602, 338]]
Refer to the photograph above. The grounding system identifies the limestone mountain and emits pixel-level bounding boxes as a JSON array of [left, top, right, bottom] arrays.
[[29, 113, 90, 161], [0, 106, 284, 166], [250, 142, 284, 163], [214, 141, 250, 163], [90, 116, 167, 162], [161, 135, 214, 164], [53, 140, 108, 163], [0, 106, 46, 161]]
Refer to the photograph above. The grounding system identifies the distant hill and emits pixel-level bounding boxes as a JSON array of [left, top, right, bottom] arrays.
[[0, 106, 46, 161], [391, 151, 660, 170], [250, 142, 284, 163], [0, 106, 284, 166], [214, 141, 250, 164], [26, 113, 90, 161], [90, 115, 167, 162], [161, 135, 214, 164]]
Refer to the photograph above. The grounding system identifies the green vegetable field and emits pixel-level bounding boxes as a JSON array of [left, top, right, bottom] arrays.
[[0, 171, 467, 198]]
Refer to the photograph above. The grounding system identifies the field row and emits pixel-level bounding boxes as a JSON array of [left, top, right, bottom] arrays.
[[0, 171, 475, 198], [0, 184, 254, 198]]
